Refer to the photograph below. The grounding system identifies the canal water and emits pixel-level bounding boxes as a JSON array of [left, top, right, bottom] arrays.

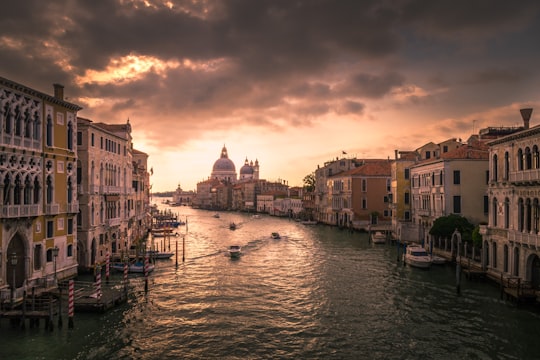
[[1, 206, 539, 359]]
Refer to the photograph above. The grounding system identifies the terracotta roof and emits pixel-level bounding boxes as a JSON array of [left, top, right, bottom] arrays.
[[334, 159, 391, 177], [440, 141, 489, 160]]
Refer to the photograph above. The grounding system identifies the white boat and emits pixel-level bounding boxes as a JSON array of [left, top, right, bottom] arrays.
[[213, 213, 220, 218], [301, 220, 317, 225], [252, 214, 261, 219], [404, 246, 432, 269], [146, 250, 174, 260], [431, 255, 446, 265], [271, 232, 281, 239], [371, 231, 386, 244], [151, 228, 177, 237], [111, 261, 155, 273], [228, 245, 241, 258]]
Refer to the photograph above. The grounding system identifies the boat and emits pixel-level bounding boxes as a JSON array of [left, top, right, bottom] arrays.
[[431, 255, 446, 265], [301, 220, 318, 225], [146, 250, 174, 260], [151, 228, 177, 237], [371, 231, 386, 244], [404, 246, 432, 269], [111, 261, 155, 273], [252, 214, 261, 219], [228, 245, 241, 258], [213, 213, 220, 218], [271, 232, 281, 239], [229, 222, 237, 230]]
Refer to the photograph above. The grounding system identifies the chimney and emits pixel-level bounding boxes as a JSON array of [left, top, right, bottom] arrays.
[[53, 83, 64, 100], [394, 149, 398, 160], [520, 108, 533, 129]]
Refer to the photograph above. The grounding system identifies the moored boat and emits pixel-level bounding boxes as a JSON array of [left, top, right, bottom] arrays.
[[404, 246, 432, 269], [371, 231, 386, 244], [229, 222, 237, 230], [301, 220, 317, 225], [431, 255, 446, 265], [111, 261, 155, 273], [228, 245, 241, 258], [271, 232, 281, 239], [146, 250, 174, 259]]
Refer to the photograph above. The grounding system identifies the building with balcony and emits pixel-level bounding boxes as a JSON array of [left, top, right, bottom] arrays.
[[390, 150, 417, 241], [0, 77, 82, 298], [482, 108, 540, 288], [410, 139, 489, 245], [76, 118, 150, 271]]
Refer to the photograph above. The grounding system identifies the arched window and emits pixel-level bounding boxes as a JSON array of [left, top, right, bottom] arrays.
[[46, 114, 53, 147], [503, 245, 509, 272], [492, 197, 498, 227], [67, 121, 73, 150], [504, 198, 510, 229], [525, 147, 532, 170], [534, 145, 540, 169], [518, 198, 524, 231], [67, 177, 73, 203], [3, 174, 11, 205], [24, 175, 32, 205], [504, 152, 510, 180], [534, 198, 540, 234], [518, 148, 524, 171], [46, 175, 53, 204], [526, 198, 532, 232], [14, 106, 22, 136], [513, 247, 520, 276], [492, 154, 498, 181], [13, 174, 21, 205], [33, 111, 41, 141], [33, 177, 41, 204]]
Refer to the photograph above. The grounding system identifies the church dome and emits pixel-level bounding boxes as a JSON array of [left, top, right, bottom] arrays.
[[240, 158, 254, 175], [211, 145, 237, 181]]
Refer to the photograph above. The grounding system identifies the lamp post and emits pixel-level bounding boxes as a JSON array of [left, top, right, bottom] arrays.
[[52, 246, 59, 284], [11, 252, 17, 306]]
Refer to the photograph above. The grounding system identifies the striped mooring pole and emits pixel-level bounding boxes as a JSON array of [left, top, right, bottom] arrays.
[[144, 254, 149, 293], [105, 252, 110, 284], [95, 266, 102, 302], [68, 279, 75, 329]]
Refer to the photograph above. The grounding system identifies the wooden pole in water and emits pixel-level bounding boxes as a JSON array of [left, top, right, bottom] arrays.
[[175, 240, 178, 267], [182, 236, 185, 262]]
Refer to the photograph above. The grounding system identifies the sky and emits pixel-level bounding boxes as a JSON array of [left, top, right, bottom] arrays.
[[2, 0, 540, 192]]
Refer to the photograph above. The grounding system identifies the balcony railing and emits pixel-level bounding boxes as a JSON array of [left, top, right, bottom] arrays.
[[0, 204, 40, 218], [66, 203, 79, 213], [107, 218, 121, 227], [508, 229, 540, 249], [45, 203, 60, 215], [509, 169, 540, 184]]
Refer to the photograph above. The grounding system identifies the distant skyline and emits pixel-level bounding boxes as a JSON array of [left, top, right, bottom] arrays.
[[2, 1, 540, 191]]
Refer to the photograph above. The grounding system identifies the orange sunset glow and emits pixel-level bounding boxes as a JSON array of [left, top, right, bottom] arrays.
[[2, 0, 539, 191]]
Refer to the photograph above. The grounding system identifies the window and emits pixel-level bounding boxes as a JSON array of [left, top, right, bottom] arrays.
[[67, 244, 73, 257], [68, 218, 73, 234], [453, 170, 461, 185], [362, 179, 367, 192], [404, 211, 410, 220], [47, 220, 54, 238], [453, 196, 461, 213], [67, 121, 73, 150], [362, 198, 367, 209], [484, 196, 489, 214], [404, 168, 410, 179], [91, 133, 95, 146], [77, 131, 83, 146], [34, 245, 42, 270], [425, 151, 431, 159], [46, 248, 53, 262], [46, 114, 53, 147], [404, 192, 410, 204]]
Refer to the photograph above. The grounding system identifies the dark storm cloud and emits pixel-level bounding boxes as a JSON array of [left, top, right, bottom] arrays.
[[1, 0, 540, 144]]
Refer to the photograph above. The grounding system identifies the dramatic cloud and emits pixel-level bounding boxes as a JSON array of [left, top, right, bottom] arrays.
[[2, 0, 540, 191]]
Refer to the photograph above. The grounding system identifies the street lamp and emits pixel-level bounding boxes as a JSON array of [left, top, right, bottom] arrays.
[[11, 252, 17, 305], [52, 246, 59, 284]]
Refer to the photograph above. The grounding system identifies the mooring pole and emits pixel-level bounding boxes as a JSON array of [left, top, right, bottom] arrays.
[[182, 236, 185, 262]]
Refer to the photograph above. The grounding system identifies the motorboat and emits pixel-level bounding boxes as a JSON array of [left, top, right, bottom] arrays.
[[271, 232, 281, 239], [228, 245, 242, 258], [213, 213, 220, 218], [404, 246, 432, 269], [229, 222, 237, 230], [151, 228, 177, 237], [252, 214, 261, 219], [431, 255, 446, 265], [111, 261, 155, 273], [301, 220, 317, 225], [371, 231, 386, 244], [146, 250, 174, 260]]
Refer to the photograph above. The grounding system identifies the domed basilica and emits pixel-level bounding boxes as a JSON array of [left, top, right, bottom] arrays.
[[211, 145, 259, 183]]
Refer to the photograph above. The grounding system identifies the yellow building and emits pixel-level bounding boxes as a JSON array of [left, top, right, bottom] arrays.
[[1, 77, 82, 301]]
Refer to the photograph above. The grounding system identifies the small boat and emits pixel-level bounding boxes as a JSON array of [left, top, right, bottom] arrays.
[[151, 228, 177, 237], [146, 250, 174, 260], [213, 213, 220, 218], [431, 255, 446, 265], [271, 232, 281, 239], [252, 214, 261, 219], [111, 261, 155, 273], [371, 231, 386, 244], [229, 222, 237, 230], [228, 245, 241, 258], [301, 220, 317, 225], [404, 246, 432, 269]]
